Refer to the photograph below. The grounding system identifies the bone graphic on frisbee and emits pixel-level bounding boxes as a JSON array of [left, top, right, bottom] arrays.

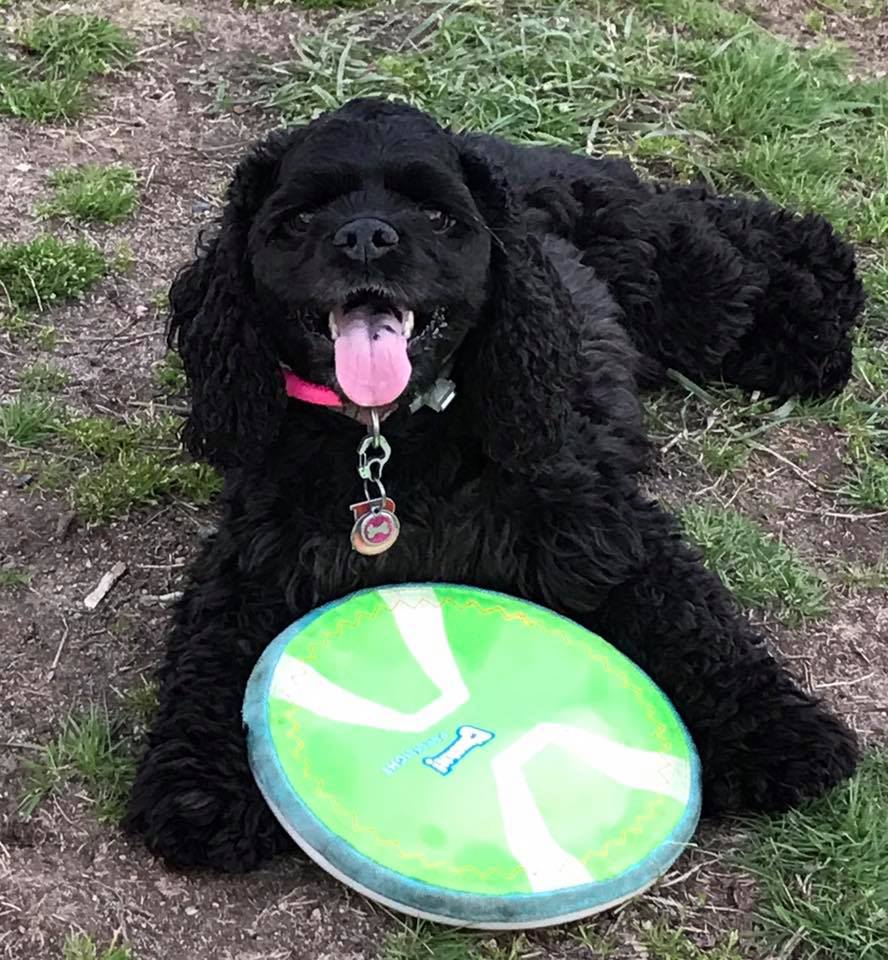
[[269, 587, 469, 731], [424, 725, 495, 775], [491, 723, 692, 891]]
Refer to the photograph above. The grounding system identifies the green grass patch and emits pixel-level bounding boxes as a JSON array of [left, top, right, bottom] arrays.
[[153, 351, 186, 394], [23, 410, 219, 522], [20, 704, 137, 824], [39, 164, 139, 224], [243, 0, 373, 8], [268, 1, 692, 146], [0, 235, 106, 311], [120, 678, 159, 737], [840, 556, 888, 590], [0, 394, 63, 446], [69, 450, 221, 522], [63, 934, 133, 960], [739, 752, 888, 960], [0, 566, 30, 589], [681, 505, 828, 622], [641, 924, 744, 960], [0, 310, 58, 350], [16, 14, 134, 75], [20, 361, 70, 393], [263, 0, 888, 244], [0, 14, 133, 122], [797, 330, 888, 509], [4, 403, 221, 521], [0, 70, 87, 122], [381, 923, 530, 960]]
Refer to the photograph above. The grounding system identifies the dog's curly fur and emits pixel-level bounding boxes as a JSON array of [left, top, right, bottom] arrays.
[[126, 99, 864, 872]]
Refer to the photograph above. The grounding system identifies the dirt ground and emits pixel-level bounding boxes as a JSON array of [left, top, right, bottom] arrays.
[[1, 1, 886, 959]]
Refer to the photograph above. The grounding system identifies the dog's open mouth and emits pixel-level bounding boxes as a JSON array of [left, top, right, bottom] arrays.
[[328, 290, 414, 408]]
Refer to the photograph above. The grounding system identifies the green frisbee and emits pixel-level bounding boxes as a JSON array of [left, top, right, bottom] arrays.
[[243, 584, 701, 928]]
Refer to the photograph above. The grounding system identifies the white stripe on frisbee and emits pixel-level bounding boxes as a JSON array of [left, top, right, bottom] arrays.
[[492, 722, 692, 891], [268, 586, 468, 732]]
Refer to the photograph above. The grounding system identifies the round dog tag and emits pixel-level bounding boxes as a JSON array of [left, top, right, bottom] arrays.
[[350, 499, 400, 555]]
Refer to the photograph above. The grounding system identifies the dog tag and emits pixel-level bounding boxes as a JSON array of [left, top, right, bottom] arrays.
[[350, 498, 400, 556]]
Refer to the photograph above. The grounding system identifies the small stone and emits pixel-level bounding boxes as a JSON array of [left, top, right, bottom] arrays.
[[184, 906, 198, 917], [12, 474, 33, 488]]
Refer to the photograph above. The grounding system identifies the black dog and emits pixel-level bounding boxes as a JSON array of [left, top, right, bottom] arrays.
[[126, 98, 863, 872]]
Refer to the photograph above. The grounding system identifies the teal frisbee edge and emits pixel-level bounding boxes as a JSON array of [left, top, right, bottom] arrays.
[[243, 584, 703, 928]]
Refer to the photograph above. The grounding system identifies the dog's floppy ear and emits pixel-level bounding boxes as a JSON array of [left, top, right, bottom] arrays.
[[458, 143, 581, 471], [169, 129, 299, 469]]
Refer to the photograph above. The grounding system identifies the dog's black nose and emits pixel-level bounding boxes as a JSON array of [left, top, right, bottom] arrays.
[[333, 218, 399, 262]]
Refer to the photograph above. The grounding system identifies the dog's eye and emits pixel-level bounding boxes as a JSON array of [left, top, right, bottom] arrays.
[[422, 208, 455, 232], [281, 212, 314, 235]]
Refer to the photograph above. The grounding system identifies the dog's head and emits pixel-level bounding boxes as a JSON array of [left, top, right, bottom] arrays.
[[171, 98, 579, 468]]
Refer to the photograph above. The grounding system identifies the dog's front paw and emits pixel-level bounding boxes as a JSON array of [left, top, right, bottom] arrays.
[[125, 740, 290, 872], [702, 699, 859, 816]]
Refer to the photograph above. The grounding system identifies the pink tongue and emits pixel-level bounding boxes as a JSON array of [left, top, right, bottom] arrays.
[[334, 309, 411, 408]]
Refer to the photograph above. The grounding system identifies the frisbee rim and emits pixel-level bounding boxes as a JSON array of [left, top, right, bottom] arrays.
[[243, 583, 702, 928]]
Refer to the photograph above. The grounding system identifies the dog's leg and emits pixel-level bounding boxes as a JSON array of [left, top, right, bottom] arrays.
[[124, 554, 294, 871], [588, 503, 859, 815], [575, 182, 864, 399]]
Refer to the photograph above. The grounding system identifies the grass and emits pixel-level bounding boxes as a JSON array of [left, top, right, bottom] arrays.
[[268, 1, 693, 145], [50, 413, 221, 522], [20, 704, 137, 824], [0, 235, 106, 311], [39, 164, 139, 224], [2, 400, 221, 521], [0, 14, 133, 122], [681, 505, 828, 622], [739, 752, 888, 960], [642, 924, 744, 960], [20, 361, 70, 392], [153, 351, 186, 394], [243, 0, 374, 7], [17, 14, 134, 74], [381, 924, 532, 960], [840, 556, 888, 589], [0, 394, 62, 446], [0, 566, 30, 589], [264, 0, 888, 222], [63, 934, 133, 960]]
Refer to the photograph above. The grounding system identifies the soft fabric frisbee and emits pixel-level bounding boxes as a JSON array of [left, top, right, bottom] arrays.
[[243, 584, 701, 929]]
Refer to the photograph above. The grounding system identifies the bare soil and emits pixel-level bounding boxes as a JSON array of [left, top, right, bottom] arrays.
[[739, 0, 888, 75], [1, 2, 886, 959]]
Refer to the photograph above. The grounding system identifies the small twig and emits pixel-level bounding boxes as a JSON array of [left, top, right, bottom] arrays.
[[660, 431, 687, 455], [83, 561, 128, 610], [47, 617, 70, 681], [2, 740, 41, 752], [660, 857, 720, 888], [851, 641, 872, 666], [139, 590, 184, 605], [815, 672, 875, 690], [748, 442, 838, 495], [783, 506, 888, 521]]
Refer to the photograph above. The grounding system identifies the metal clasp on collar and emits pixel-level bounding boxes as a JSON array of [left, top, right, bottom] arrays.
[[352, 410, 399, 556]]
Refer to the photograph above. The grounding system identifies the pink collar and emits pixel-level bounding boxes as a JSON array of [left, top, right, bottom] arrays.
[[282, 369, 342, 408], [281, 366, 457, 417]]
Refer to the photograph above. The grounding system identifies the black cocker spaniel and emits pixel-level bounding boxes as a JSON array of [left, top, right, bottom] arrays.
[[126, 98, 863, 872]]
